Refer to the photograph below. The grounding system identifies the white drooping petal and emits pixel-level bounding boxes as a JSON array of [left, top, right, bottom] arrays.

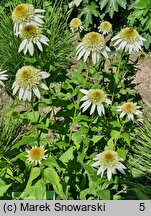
[[80, 95, 88, 102], [82, 101, 91, 112], [36, 41, 43, 51], [107, 168, 112, 181], [18, 39, 27, 52], [28, 41, 34, 56], [39, 82, 49, 90], [33, 88, 41, 98], [19, 88, 25, 100], [13, 84, 19, 95], [39, 71, 50, 78], [90, 104, 96, 115], [97, 105, 102, 116]]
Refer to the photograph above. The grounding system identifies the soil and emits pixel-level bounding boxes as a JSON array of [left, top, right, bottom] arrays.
[[133, 53, 151, 116]]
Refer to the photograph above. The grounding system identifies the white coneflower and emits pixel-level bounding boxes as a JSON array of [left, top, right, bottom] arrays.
[[111, 27, 146, 53], [16, 23, 49, 56], [70, 18, 83, 32], [98, 21, 112, 35], [12, 66, 50, 101], [80, 89, 111, 116], [12, 4, 45, 33], [26, 146, 47, 165], [0, 70, 8, 88], [76, 32, 110, 64], [117, 102, 142, 121], [92, 150, 126, 181]]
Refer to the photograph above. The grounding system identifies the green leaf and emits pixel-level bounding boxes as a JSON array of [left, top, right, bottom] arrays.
[[44, 167, 60, 185], [28, 167, 41, 184], [98, 189, 110, 200], [12, 136, 37, 149], [91, 135, 103, 144], [20, 167, 41, 199], [42, 156, 58, 167], [117, 148, 126, 160], [71, 72, 85, 84], [43, 167, 67, 199], [55, 141, 69, 148], [100, 0, 109, 10], [59, 147, 74, 163], [110, 130, 120, 140], [0, 179, 11, 197], [79, 2, 99, 30], [134, 0, 150, 9], [34, 123, 48, 131], [34, 179, 46, 200], [117, 0, 127, 9], [121, 132, 130, 146], [106, 138, 114, 150]]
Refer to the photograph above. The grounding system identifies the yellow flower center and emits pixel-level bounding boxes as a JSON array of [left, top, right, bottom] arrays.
[[99, 150, 119, 168], [16, 66, 41, 89], [122, 102, 136, 114], [102, 151, 116, 162], [83, 32, 105, 50], [70, 18, 82, 28], [88, 89, 106, 104], [100, 21, 112, 31], [120, 28, 139, 42], [29, 147, 44, 161], [12, 4, 34, 24], [20, 24, 40, 39]]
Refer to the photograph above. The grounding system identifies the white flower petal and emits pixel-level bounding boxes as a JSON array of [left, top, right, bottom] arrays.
[[90, 104, 96, 115], [80, 95, 88, 102], [39, 71, 50, 78], [80, 89, 89, 95], [19, 88, 25, 100], [39, 82, 49, 90], [18, 39, 28, 52], [120, 112, 125, 118], [28, 41, 34, 56], [33, 88, 41, 98], [82, 101, 91, 112], [107, 169, 112, 181], [36, 41, 43, 51]]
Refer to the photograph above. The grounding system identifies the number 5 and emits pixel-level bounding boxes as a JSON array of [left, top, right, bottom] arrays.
[[139, 203, 145, 211]]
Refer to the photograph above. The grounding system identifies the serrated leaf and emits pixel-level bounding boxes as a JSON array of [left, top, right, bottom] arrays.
[[117, 0, 127, 9], [59, 147, 74, 163], [100, 0, 109, 10], [121, 132, 130, 146]]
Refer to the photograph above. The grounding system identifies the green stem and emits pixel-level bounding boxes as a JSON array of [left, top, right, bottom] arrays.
[[111, 51, 124, 104], [31, 99, 39, 145], [114, 120, 126, 146], [69, 101, 78, 144]]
